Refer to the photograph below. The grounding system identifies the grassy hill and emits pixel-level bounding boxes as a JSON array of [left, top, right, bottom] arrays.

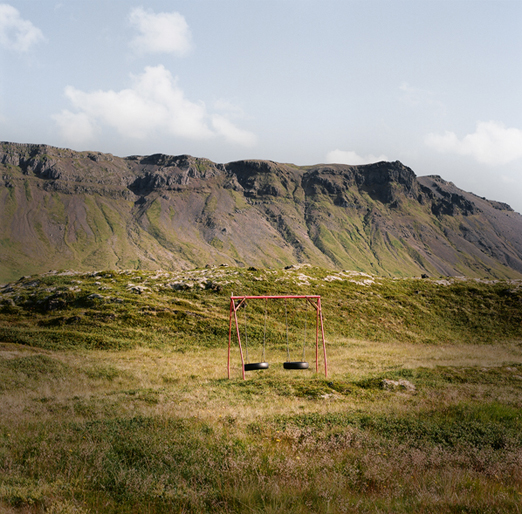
[[1, 266, 522, 512]]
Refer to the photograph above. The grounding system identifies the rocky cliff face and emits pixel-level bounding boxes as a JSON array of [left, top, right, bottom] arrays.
[[1, 141, 522, 282]]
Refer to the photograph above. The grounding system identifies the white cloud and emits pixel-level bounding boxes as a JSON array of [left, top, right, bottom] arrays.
[[53, 65, 256, 146], [425, 121, 522, 166], [0, 3, 44, 52], [128, 7, 191, 56], [212, 115, 257, 147], [53, 111, 96, 144], [326, 149, 389, 165]]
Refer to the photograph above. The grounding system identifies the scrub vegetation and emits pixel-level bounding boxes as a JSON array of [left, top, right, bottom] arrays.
[[1, 265, 522, 513]]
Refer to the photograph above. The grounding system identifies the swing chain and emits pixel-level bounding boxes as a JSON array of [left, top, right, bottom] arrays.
[[285, 298, 308, 363]]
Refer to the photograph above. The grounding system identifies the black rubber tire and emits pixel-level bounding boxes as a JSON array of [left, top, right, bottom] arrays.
[[283, 361, 309, 370], [244, 362, 269, 371]]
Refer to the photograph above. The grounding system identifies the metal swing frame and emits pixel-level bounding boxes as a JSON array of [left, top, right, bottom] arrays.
[[227, 295, 328, 380]]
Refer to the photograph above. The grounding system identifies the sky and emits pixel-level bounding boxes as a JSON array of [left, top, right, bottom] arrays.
[[1, 0, 521, 212]]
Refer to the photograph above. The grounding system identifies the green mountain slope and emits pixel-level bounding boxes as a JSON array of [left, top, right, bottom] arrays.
[[1, 142, 522, 282]]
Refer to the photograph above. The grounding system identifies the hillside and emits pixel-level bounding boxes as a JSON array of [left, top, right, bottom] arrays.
[[1, 265, 522, 349], [1, 141, 522, 282]]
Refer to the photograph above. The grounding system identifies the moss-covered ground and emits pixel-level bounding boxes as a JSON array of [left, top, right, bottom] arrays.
[[1, 265, 522, 513]]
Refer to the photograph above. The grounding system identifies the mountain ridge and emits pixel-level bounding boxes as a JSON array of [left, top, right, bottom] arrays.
[[1, 141, 522, 282]]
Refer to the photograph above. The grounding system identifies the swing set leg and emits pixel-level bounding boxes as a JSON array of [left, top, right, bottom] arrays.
[[312, 299, 327, 377]]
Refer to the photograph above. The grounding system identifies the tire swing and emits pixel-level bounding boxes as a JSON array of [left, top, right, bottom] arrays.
[[283, 298, 309, 370], [243, 299, 269, 372]]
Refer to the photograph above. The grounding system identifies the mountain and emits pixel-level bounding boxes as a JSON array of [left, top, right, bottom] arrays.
[[1, 141, 522, 283]]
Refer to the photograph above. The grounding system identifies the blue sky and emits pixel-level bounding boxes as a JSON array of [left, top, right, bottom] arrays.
[[1, 0, 522, 212]]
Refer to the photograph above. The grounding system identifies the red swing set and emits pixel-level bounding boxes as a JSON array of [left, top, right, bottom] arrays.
[[227, 295, 328, 380]]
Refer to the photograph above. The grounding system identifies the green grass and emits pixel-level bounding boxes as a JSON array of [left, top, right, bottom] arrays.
[[209, 237, 224, 250], [1, 266, 522, 512], [1, 267, 521, 349], [203, 194, 218, 215]]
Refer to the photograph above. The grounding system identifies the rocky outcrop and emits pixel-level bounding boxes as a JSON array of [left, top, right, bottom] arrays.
[[129, 155, 223, 194], [225, 160, 296, 198], [0, 143, 69, 179], [301, 161, 421, 206]]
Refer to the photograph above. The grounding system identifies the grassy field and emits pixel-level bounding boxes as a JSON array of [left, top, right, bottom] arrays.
[[1, 265, 522, 513]]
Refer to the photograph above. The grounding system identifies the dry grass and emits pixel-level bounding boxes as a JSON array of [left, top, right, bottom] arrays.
[[327, 338, 522, 383], [2, 338, 522, 422], [1, 338, 522, 513]]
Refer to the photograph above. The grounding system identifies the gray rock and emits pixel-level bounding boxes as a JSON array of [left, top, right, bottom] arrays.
[[382, 378, 416, 392]]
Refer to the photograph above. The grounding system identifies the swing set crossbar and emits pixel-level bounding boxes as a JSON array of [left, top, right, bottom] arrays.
[[227, 294, 328, 380], [231, 295, 320, 300]]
